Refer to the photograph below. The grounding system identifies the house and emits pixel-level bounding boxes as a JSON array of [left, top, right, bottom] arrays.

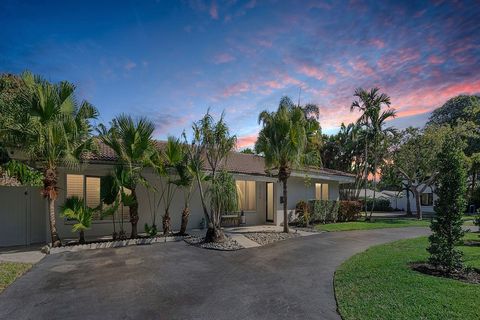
[[0, 141, 355, 246]]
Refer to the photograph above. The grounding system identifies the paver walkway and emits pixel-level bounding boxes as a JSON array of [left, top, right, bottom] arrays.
[[0, 227, 430, 320]]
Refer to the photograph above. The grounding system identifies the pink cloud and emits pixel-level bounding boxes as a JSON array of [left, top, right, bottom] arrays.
[[236, 133, 258, 149], [297, 63, 325, 80], [209, 1, 218, 19], [370, 39, 385, 49], [222, 82, 250, 97], [214, 53, 235, 64], [427, 55, 445, 64], [349, 58, 375, 76], [391, 79, 480, 118]]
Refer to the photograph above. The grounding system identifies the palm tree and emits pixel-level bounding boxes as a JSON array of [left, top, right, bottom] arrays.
[[351, 88, 396, 220], [159, 137, 183, 234], [255, 96, 308, 233], [98, 115, 156, 238], [5, 72, 98, 247], [173, 144, 196, 235], [60, 196, 94, 244]]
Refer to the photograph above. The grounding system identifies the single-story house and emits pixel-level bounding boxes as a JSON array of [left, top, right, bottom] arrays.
[[0, 141, 355, 246]]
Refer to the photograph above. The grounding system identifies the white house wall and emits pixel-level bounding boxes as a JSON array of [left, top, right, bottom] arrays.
[[274, 177, 340, 226], [54, 164, 275, 240]]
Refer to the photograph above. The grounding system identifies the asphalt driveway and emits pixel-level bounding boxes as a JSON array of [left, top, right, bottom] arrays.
[[0, 227, 429, 320]]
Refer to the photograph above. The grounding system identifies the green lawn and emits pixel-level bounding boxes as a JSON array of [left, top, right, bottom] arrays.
[[0, 262, 32, 293], [315, 218, 431, 232], [335, 233, 480, 320]]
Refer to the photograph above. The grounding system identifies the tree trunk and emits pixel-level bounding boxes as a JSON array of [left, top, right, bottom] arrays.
[[204, 224, 225, 242], [405, 185, 412, 216], [47, 197, 61, 247], [129, 189, 139, 238], [282, 178, 289, 233], [162, 210, 171, 235], [79, 230, 85, 244], [179, 206, 190, 235], [413, 188, 423, 220], [43, 167, 61, 247], [364, 137, 369, 220], [471, 170, 477, 201]]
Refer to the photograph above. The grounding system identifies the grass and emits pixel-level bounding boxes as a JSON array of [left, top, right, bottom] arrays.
[[315, 218, 431, 232], [335, 233, 480, 320], [0, 262, 32, 294]]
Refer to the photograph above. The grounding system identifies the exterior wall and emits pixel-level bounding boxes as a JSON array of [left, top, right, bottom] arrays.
[[54, 164, 276, 240], [395, 185, 437, 213], [274, 177, 340, 226]]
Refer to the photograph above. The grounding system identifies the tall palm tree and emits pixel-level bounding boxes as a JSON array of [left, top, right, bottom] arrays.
[[5, 72, 98, 247], [351, 88, 396, 219], [98, 115, 155, 238], [173, 144, 196, 235], [255, 96, 308, 233], [159, 137, 183, 234]]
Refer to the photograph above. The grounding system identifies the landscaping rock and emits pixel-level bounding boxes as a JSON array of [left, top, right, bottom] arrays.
[[184, 236, 243, 251], [242, 231, 301, 246]]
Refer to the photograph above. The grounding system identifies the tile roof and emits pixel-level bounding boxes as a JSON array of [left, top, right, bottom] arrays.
[[83, 140, 354, 179]]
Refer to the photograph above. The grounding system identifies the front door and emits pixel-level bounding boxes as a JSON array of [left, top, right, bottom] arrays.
[[266, 182, 274, 222]]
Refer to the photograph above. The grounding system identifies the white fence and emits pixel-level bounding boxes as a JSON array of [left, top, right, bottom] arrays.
[[0, 186, 46, 247]]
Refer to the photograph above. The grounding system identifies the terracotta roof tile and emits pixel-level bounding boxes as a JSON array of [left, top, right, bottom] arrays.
[[82, 140, 354, 178]]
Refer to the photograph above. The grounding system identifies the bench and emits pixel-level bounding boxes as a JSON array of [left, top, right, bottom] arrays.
[[221, 214, 241, 227]]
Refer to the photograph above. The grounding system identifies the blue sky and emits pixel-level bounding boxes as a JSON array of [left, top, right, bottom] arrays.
[[1, 0, 479, 148]]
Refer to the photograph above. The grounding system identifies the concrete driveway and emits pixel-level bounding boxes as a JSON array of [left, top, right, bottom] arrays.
[[0, 227, 429, 320]]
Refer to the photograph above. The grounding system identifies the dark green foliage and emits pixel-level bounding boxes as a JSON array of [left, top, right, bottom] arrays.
[[309, 200, 340, 224], [361, 198, 393, 212], [428, 136, 467, 273], [3, 160, 43, 186], [338, 201, 362, 221]]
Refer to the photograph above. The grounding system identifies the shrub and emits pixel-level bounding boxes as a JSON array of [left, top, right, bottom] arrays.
[[295, 200, 310, 227], [310, 200, 340, 224], [361, 198, 393, 212], [428, 136, 466, 273], [338, 200, 362, 222]]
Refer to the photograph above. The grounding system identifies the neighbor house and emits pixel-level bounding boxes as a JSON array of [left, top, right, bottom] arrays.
[[0, 141, 355, 246]]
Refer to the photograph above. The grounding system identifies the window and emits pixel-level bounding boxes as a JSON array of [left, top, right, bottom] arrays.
[[236, 180, 256, 211], [315, 183, 329, 200], [66, 174, 129, 221], [421, 193, 433, 206]]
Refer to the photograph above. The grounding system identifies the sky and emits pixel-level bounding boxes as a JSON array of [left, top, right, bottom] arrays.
[[1, 0, 479, 149]]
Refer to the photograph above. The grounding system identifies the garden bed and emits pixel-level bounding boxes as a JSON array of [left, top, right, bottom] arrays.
[[184, 235, 243, 251], [410, 262, 480, 284], [45, 234, 188, 254], [242, 231, 301, 246]]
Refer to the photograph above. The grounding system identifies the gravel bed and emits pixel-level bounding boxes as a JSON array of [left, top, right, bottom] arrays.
[[291, 226, 322, 233], [184, 236, 243, 251], [242, 231, 301, 246]]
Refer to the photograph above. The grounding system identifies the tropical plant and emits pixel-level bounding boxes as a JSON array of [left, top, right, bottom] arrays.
[[98, 114, 156, 238], [3, 160, 43, 186], [60, 196, 94, 244], [427, 135, 467, 274], [100, 166, 134, 240], [255, 96, 308, 233], [173, 144, 196, 235], [159, 137, 183, 234], [3, 72, 98, 247], [350, 87, 396, 220], [184, 112, 237, 242]]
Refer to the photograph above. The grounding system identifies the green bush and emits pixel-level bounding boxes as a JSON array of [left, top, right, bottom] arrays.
[[295, 200, 310, 227], [361, 198, 393, 212], [338, 200, 362, 222], [309, 200, 340, 224]]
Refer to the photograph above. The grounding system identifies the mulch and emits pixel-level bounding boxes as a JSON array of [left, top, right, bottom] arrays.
[[410, 262, 480, 284]]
